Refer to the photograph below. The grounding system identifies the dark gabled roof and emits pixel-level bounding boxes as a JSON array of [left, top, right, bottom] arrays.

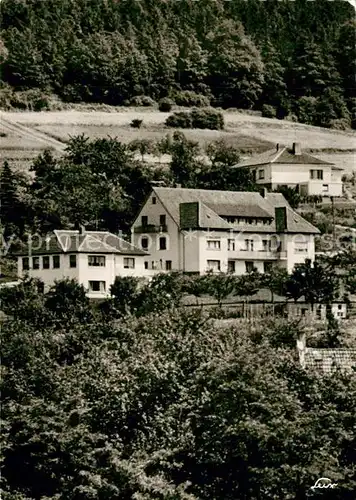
[[205, 203, 272, 219], [234, 146, 334, 168], [153, 187, 319, 234], [13, 230, 147, 256], [305, 349, 356, 375]]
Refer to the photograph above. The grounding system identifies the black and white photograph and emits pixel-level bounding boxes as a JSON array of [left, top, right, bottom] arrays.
[[0, 0, 355, 498]]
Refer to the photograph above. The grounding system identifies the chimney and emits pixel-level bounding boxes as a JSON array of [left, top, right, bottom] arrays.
[[296, 331, 307, 368], [179, 202, 199, 229], [275, 207, 287, 232], [292, 142, 301, 155], [260, 187, 268, 198], [79, 225, 86, 235], [176, 183, 182, 188]]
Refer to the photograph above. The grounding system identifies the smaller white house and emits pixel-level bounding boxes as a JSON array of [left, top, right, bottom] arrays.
[[14, 228, 149, 298], [234, 142, 344, 197]]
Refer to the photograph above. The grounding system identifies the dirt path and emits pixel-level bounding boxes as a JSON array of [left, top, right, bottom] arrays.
[[1, 115, 66, 152]]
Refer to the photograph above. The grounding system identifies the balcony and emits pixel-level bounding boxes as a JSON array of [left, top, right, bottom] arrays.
[[227, 249, 287, 260], [133, 224, 168, 234]]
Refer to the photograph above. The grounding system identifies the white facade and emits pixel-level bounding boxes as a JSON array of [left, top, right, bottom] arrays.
[[16, 230, 150, 298], [253, 163, 343, 197], [131, 189, 318, 275], [237, 143, 344, 197]]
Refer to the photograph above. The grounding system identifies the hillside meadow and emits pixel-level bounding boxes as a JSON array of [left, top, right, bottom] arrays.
[[1, 108, 356, 174]]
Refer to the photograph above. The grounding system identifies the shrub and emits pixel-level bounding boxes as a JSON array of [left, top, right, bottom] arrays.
[[174, 91, 210, 107], [129, 95, 156, 107], [328, 118, 351, 130], [165, 108, 224, 130], [285, 113, 298, 122], [0, 83, 14, 110], [130, 118, 143, 128], [8, 89, 51, 111], [190, 108, 224, 130], [261, 104, 277, 118], [165, 111, 193, 128], [158, 97, 174, 112]]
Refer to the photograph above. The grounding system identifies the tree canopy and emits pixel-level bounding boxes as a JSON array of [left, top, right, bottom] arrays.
[[0, 0, 354, 127]]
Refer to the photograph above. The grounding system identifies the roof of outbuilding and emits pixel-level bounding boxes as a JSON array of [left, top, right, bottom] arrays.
[[153, 187, 319, 234], [234, 146, 334, 168], [305, 349, 356, 375], [13, 230, 147, 256]]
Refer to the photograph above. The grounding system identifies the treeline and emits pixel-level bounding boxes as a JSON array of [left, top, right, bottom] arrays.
[[0, 0, 355, 128]]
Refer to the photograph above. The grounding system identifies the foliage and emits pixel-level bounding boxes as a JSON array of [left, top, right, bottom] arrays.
[[130, 118, 143, 129], [200, 272, 237, 307], [158, 97, 174, 112], [285, 259, 338, 307], [136, 272, 187, 315], [28, 137, 157, 232], [205, 140, 240, 168], [166, 108, 224, 130], [260, 267, 289, 302], [129, 139, 154, 162], [173, 91, 210, 107], [127, 95, 156, 107], [165, 111, 193, 129], [1, 304, 355, 499], [273, 186, 302, 209], [0, 161, 28, 237], [109, 276, 140, 315], [169, 132, 202, 187], [261, 104, 277, 118], [0, 0, 354, 125], [44, 279, 93, 325]]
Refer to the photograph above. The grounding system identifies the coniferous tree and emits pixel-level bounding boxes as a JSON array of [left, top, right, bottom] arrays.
[[0, 161, 27, 237]]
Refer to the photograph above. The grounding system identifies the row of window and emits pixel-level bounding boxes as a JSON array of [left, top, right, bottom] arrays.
[[141, 236, 167, 250], [22, 255, 136, 270], [141, 214, 166, 227], [207, 239, 277, 252], [144, 260, 172, 270], [23, 255, 64, 270], [208, 260, 272, 273], [223, 216, 271, 226], [310, 169, 324, 180]]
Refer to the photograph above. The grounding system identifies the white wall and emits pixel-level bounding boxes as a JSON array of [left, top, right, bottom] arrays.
[[17, 253, 79, 289], [285, 234, 315, 273], [131, 194, 180, 271], [18, 251, 148, 298], [268, 163, 333, 189]]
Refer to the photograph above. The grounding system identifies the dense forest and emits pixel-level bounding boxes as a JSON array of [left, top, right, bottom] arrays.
[[0, 0, 355, 127]]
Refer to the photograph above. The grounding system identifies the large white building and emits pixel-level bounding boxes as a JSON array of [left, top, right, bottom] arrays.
[[131, 187, 320, 275], [15, 229, 149, 298], [234, 143, 343, 197]]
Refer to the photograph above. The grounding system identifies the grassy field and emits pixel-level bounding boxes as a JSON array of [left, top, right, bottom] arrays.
[[1, 107, 355, 173]]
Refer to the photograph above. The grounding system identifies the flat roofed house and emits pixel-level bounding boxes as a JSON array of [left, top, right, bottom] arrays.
[[131, 186, 319, 275], [233, 142, 343, 197], [14, 228, 149, 298]]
